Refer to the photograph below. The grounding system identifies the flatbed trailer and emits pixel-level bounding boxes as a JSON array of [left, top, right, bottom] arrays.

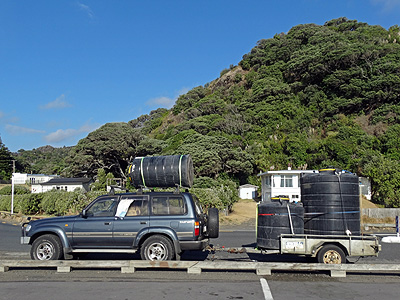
[[214, 234, 381, 264]]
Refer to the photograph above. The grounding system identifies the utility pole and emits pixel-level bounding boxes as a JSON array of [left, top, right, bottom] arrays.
[[11, 160, 15, 215]]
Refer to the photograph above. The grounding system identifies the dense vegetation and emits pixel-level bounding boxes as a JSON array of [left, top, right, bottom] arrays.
[[4, 18, 400, 208], [0, 138, 13, 181]]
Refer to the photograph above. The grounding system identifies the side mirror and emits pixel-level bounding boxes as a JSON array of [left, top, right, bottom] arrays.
[[81, 209, 94, 218]]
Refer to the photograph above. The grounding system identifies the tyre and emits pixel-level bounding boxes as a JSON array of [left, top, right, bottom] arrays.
[[30, 234, 63, 260], [207, 207, 219, 238], [140, 235, 175, 261], [317, 244, 346, 264]]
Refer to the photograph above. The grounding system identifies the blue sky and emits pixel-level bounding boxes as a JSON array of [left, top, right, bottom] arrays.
[[1, 0, 399, 152]]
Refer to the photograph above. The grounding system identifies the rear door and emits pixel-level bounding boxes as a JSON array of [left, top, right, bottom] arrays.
[[112, 195, 150, 247], [150, 195, 194, 241]]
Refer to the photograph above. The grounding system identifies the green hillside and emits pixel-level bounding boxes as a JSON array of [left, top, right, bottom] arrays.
[[11, 18, 400, 207]]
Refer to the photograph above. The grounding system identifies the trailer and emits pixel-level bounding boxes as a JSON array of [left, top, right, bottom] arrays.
[[212, 234, 381, 264]]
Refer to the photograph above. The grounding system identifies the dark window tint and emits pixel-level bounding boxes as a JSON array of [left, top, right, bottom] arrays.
[[126, 199, 149, 216], [87, 197, 118, 217], [152, 196, 187, 215]]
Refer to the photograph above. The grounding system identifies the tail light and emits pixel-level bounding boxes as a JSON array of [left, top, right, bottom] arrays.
[[194, 221, 200, 236]]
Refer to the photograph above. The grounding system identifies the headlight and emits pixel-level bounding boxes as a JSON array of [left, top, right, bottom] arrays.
[[25, 225, 31, 232]]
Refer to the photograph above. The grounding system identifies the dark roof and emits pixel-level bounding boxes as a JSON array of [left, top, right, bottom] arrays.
[[40, 178, 92, 185]]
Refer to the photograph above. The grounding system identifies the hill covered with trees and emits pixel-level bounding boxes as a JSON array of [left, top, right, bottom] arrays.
[[10, 18, 400, 207]]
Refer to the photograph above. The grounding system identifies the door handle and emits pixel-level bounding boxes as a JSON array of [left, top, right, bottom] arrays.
[[104, 222, 111, 225], [140, 221, 147, 224]]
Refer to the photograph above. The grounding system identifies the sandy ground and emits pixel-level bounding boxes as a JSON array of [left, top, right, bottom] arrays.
[[220, 199, 258, 228]]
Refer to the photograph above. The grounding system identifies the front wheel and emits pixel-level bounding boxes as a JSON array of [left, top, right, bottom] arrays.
[[140, 235, 175, 261], [317, 245, 346, 264], [30, 234, 63, 260]]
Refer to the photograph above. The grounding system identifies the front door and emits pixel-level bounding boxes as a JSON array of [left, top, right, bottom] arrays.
[[72, 196, 119, 247]]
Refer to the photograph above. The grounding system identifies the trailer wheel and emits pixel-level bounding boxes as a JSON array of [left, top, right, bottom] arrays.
[[317, 245, 346, 264]]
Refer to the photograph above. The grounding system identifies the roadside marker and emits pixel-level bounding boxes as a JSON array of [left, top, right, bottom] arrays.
[[382, 216, 400, 243], [260, 278, 274, 300]]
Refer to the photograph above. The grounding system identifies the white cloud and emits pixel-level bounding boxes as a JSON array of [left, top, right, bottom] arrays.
[[41, 94, 71, 110], [77, 2, 94, 19], [371, 0, 400, 12], [44, 123, 100, 143], [146, 96, 175, 108], [146, 87, 192, 109], [5, 124, 45, 135]]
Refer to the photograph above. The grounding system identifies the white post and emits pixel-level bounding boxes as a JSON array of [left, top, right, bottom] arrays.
[[11, 173, 14, 214]]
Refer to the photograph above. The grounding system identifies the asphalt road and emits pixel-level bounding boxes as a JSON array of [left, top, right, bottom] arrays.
[[1, 222, 400, 300]]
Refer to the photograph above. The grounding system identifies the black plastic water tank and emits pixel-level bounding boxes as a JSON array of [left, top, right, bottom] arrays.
[[257, 200, 304, 250], [128, 155, 194, 188], [300, 169, 360, 235]]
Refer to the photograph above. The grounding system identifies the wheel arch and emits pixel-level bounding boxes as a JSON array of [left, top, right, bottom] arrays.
[[30, 228, 71, 249], [315, 242, 349, 257], [137, 229, 181, 255]]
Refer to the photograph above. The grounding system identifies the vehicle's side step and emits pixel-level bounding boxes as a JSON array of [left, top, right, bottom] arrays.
[[71, 249, 138, 254]]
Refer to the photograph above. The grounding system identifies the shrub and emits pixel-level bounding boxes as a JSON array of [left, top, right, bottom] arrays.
[[0, 185, 30, 195]]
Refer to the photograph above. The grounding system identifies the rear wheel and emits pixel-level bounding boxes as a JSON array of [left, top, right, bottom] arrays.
[[317, 245, 346, 264], [140, 235, 175, 261], [30, 234, 63, 260]]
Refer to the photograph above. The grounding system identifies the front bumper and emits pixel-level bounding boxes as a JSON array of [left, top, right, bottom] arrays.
[[21, 222, 31, 244], [20, 236, 30, 244]]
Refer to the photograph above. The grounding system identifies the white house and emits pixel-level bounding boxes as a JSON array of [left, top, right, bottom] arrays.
[[12, 173, 59, 185], [239, 184, 259, 200], [32, 178, 93, 193], [258, 169, 317, 202], [258, 169, 372, 203]]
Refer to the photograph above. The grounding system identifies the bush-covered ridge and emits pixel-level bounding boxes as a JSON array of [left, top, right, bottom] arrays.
[[8, 18, 400, 207]]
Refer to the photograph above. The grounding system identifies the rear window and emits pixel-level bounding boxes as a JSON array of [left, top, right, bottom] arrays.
[[151, 196, 187, 215], [192, 194, 204, 216]]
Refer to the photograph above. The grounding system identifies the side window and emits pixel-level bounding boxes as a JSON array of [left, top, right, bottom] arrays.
[[116, 197, 149, 217], [152, 197, 169, 215], [169, 197, 186, 215], [87, 197, 118, 217], [152, 196, 187, 215], [126, 199, 149, 217]]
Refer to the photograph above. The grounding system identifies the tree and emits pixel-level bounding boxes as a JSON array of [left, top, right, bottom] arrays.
[[65, 122, 143, 178], [0, 137, 13, 180], [362, 155, 400, 207]]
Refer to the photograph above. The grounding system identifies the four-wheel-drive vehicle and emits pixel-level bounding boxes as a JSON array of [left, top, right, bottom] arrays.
[[21, 191, 219, 261]]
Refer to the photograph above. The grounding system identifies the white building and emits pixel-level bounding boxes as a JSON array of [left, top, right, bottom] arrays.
[[12, 173, 59, 185], [258, 169, 372, 203], [258, 169, 317, 202], [239, 184, 259, 200], [31, 178, 93, 193]]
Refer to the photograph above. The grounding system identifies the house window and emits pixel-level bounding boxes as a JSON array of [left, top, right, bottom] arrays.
[[280, 175, 293, 187], [265, 176, 271, 187]]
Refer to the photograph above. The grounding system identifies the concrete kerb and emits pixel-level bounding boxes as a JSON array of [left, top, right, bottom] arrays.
[[1, 260, 400, 277]]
